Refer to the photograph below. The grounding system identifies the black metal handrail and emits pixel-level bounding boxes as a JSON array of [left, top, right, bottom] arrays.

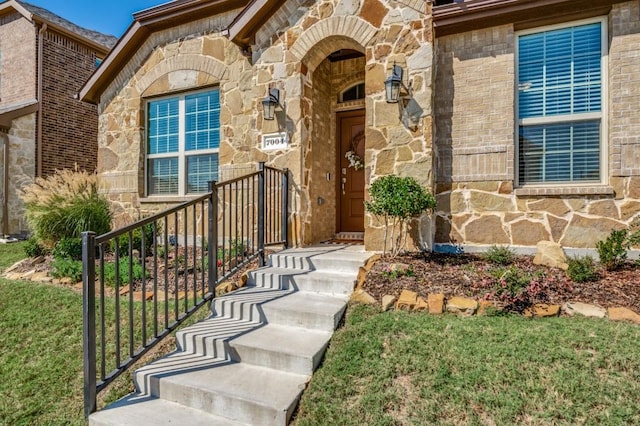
[[82, 163, 288, 417]]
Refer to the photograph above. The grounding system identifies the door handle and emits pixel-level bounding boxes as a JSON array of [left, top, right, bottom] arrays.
[[342, 177, 346, 195]]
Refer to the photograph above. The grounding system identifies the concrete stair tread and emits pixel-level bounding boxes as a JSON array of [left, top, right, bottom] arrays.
[[262, 291, 346, 316], [231, 323, 331, 356], [89, 394, 249, 426], [137, 352, 309, 410]]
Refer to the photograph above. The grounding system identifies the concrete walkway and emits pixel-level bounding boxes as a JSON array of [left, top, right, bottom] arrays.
[[89, 244, 373, 426]]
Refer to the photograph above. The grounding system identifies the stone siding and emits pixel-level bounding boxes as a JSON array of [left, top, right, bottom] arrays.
[[1, 113, 36, 235], [98, 0, 436, 250], [434, 3, 640, 248]]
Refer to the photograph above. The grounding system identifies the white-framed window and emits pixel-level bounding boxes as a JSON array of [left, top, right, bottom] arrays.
[[516, 18, 606, 185], [146, 88, 220, 196]]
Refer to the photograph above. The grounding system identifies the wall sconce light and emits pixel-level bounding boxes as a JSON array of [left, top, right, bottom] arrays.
[[385, 64, 412, 103], [262, 87, 281, 120]]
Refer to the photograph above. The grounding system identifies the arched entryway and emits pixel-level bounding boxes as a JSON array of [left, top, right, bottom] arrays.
[[303, 45, 367, 243]]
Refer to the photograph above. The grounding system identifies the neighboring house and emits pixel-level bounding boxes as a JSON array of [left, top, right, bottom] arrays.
[[80, 0, 640, 251], [0, 0, 116, 237]]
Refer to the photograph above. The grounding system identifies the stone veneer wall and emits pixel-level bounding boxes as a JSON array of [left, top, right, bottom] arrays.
[[434, 2, 640, 249], [2, 114, 36, 235], [97, 0, 435, 250]]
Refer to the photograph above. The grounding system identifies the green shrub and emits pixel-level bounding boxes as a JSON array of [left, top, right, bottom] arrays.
[[483, 245, 515, 265], [566, 255, 599, 283], [50, 257, 83, 282], [52, 237, 83, 261], [19, 168, 112, 247], [364, 175, 436, 257], [103, 256, 147, 288], [381, 263, 414, 279], [596, 229, 629, 271], [24, 237, 48, 258], [487, 266, 548, 312], [110, 223, 155, 256]]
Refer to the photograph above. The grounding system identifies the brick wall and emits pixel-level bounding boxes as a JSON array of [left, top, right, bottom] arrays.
[[0, 13, 36, 107], [40, 30, 100, 176], [434, 24, 515, 183]]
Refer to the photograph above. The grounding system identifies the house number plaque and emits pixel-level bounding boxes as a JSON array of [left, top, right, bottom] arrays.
[[261, 132, 289, 151]]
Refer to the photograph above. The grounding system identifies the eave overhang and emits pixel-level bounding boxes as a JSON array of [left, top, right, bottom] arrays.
[[79, 0, 249, 104], [227, 0, 286, 48], [433, 0, 630, 36], [0, 100, 39, 131]]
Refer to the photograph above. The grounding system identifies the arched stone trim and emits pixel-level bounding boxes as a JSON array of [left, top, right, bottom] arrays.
[[135, 54, 227, 95], [289, 16, 377, 71]]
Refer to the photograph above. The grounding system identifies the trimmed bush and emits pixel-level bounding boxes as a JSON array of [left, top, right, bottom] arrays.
[[50, 257, 83, 282], [364, 175, 436, 256], [103, 256, 147, 288], [566, 255, 599, 283], [484, 245, 515, 266], [596, 229, 629, 271], [24, 237, 48, 258], [110, 223, 155, 256]]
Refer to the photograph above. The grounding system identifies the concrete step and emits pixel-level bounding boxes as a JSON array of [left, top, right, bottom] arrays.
[[248, 268, 356, 296], [209, 285, 292, 321], [175, 315, 260, 358], [89, 394, 249, 426], [268, 245, 370, 273], [261, 291, 347, 331], [134, 352, 308, 426], [229, 323, 331, 375]]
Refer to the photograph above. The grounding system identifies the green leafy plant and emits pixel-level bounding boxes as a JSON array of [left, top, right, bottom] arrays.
[[596, 229, 629, 271], [381, 263, 414, 279], [566, 255, 599, 283], [486, 266, 547, 312], [110, 223, 155, 256], [364, 175, 436, 257], [19, 168, 112, 247], [483, 245, 515, 265], [50, 257, 83, 282], [103, 256, 147, 288], [23, 237, 49, 258], [52, 237, 83, 261]]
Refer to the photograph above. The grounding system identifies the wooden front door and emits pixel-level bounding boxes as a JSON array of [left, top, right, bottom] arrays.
[[337, 110, 365, 233]]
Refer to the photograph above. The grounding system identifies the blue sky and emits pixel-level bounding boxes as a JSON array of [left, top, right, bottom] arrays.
[[21, 0, 168, 37]]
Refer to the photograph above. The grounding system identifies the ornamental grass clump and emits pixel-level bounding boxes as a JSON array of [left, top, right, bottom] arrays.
[[364, 175, 436, 257], [19, 168, 112, 249]]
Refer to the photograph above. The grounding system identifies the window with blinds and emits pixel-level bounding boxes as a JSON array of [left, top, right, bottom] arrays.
[[147, 89, 220, 195], [517, 20, 604, 185]]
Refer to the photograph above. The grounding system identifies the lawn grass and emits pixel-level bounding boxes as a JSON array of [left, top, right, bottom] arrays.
[[0, 242, 210, 425], [293, 304, 640, 426]]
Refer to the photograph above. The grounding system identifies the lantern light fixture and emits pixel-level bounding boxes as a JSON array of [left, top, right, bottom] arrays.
[[384, 63, 412, 103], [262, 87, 281, 120]]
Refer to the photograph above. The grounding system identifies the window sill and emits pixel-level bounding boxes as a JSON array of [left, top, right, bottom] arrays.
[[514, 185, 614, 197], [139, 195, 202, 204]]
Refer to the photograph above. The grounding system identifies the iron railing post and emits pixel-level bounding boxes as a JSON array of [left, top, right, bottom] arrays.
[[208, 180, 217, 294], [258, 162, 265, 266], [82, 231, 97, 418], [281, 168, 289, 249]]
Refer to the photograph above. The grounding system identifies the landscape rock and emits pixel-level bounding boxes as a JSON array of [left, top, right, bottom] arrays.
[[524, 304, 560, 318], [446, 296, 477, 317], [427, 293, 444, 314], [562, 302, 606, 318], [395, 289, 418, 310], [607, 307, 640, 324], [477, 300, 503, 316], [414, 296, 428, 311], [31, 272, 52, 283], [351, 289, 377, 305], [381, 295, 396, 311], [533, 241, 568, 270]]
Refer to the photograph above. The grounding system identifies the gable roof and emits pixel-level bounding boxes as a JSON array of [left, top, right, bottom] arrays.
[[80, 0, 249, 104], [0, 0, 118, 52]]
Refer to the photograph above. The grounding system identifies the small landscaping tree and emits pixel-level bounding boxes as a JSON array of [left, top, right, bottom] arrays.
[[364, 175, 436, 257]]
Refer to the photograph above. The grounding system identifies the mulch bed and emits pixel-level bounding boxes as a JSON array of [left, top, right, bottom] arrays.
[[363, 252, 640, 313]]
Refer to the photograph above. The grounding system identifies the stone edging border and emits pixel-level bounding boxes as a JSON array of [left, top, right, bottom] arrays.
[[351, 288, 640, 325]]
